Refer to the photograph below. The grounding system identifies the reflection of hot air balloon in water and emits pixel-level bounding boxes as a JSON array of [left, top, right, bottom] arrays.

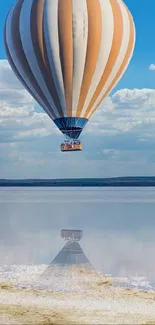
[[4, 0, 135, 152]]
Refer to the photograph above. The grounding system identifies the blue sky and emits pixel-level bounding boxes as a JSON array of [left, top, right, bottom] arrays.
[[1, 0, 155, 179]]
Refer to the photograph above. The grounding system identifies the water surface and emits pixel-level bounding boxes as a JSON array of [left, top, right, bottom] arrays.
[[0, 187, 155, 279]]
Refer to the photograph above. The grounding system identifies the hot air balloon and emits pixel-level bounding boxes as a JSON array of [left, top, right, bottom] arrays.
[[4, 0, 135, 152]]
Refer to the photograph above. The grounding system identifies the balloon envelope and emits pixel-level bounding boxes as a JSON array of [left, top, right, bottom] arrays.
[[4, 0, 136, 139]]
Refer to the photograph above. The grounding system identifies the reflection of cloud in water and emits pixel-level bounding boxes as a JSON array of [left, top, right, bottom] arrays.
[[1, 188, 155, 277], [2, 187, 155, 203], [0, 230, 155, 277]]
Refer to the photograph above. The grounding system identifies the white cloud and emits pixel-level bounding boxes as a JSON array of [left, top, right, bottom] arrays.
[[85, 88, 155, 136], [149, 64, 155, 71], [0, 60, 60, 144], [13, 128, 54, 140], [111, 88, 155, 109]]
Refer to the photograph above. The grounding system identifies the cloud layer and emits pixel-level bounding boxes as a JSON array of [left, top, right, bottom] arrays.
[[1, 60, 155, 177]]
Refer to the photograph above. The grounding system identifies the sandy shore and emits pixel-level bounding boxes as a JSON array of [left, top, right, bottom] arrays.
[[0, 267, 155, 324]]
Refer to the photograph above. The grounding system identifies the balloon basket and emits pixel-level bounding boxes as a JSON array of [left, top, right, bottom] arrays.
[[60, 140, 82, 152]]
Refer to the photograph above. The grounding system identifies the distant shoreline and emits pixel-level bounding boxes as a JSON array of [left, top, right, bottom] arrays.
[[1, 177, 155, 187]]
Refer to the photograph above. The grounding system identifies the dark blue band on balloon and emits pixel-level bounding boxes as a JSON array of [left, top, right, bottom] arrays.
[[53, 117, 88, 139]]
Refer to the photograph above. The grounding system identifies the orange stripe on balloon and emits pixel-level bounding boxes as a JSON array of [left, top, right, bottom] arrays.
[[84, 0, 123, 119], [89, 5, 135, 119], [76, 0, 102, 117]]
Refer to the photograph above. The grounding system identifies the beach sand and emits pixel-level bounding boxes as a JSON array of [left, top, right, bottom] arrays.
[[0, 266, 155, 324]]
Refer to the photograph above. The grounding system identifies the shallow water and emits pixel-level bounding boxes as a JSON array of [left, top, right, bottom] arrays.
[[0, 187, 155, 278]]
